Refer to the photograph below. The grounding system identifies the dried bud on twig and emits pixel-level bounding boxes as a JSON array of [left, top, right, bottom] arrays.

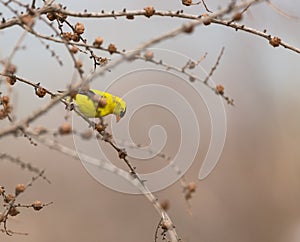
[[59, 122, 72, 135], [75, 60, 83, 68], [72, 33, 81, 42], [216, 84, 224, 95], [93, 37, 104, 47], [182, 0, 192, 6], [144, 50, 154, 61], [70, 46, 79, 54], [15, 184, 26, 195], [144, 6, 155, 18], [187, 181, 196, 193], [233, 12, 243, 21], [62, 32, 73, 41], [6, 76, 16, 85], [108, 44, 117, 54], [1, 96, 9, 105], [74, 22, 85, 35], [35, 86, 47, 98], [32, 200, 43, 211], [269, 36, 281, 47], [4, 194, 15, 203]]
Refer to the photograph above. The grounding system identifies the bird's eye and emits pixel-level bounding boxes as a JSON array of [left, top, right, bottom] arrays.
[[120, 108, 126, 118]]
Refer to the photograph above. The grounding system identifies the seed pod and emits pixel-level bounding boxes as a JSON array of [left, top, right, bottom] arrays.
[[233, 12, 243, 21], [144, 51, 154, 61], [15, 184, 26, 195], [75, 60, 83, 69], [62, 32, 73, 41], [93, 37, 104, 47], [6, 76, 17, 85], [269, 36, 281, 47], [108, 44, 117, 54], [32, 200, 43, 211], [1, 96, 9, 105], [35, 86, 47, 98], [144, 6, 155, 18], [74, 22, 85, 35], [72, 33, 81, 42], [216, 84, 224, 95], [70, 46, 79, 54], [58, 122, 72, 135], [182, 0, 192, 6], [4, 194, 15, 203], [187, 181, 196, 193]]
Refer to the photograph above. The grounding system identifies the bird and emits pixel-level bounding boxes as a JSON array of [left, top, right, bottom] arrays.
[[71, 89, 126, 122]]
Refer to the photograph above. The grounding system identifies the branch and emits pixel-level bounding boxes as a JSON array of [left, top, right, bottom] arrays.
[[30, 134, 180, 242], [0, 0, 263, 138], [211, 19, 300, 54]]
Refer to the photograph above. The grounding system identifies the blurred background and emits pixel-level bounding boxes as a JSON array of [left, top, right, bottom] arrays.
[[1, 0, 300, 241]]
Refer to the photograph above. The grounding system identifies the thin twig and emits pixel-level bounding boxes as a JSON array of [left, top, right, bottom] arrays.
[[266, 0, 298, 19], [203, 47, 225, 84]]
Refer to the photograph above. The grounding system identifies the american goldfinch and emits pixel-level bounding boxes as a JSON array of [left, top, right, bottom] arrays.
[[72, 89, 126, 122]]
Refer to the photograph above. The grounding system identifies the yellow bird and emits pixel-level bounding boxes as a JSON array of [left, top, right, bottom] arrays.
[[72, 89, 126, 122]]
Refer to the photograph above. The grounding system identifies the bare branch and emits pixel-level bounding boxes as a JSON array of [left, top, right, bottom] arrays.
[[30, 134, 180, 242]]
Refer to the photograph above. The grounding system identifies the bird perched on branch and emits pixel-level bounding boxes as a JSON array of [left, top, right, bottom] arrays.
[[70, 89, 126, 122]]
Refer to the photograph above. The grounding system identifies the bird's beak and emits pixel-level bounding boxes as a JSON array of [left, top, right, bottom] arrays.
[[116, 115, 121, 123]]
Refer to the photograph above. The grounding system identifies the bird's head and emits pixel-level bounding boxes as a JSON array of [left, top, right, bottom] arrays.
[[113, 97, 126, 122]]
